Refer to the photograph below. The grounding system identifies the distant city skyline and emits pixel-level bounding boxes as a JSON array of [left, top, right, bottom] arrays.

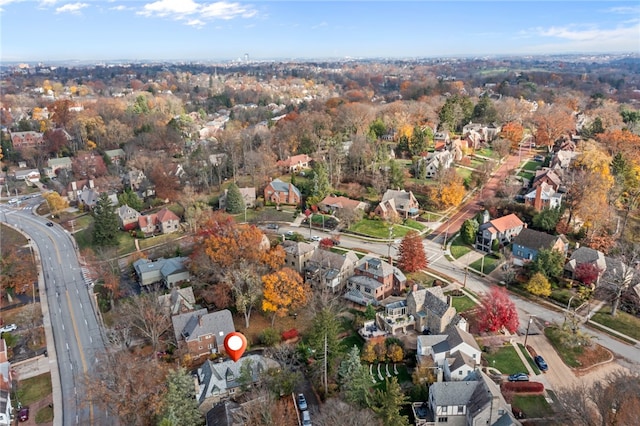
[[1, 1, 639, 62]]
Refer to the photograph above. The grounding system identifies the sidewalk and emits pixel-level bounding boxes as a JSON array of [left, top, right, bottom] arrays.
[[510, 338, 536, 376]]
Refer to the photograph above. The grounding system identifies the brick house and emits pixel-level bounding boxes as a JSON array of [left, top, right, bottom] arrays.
[[138, 207, 180, 236], [276, 154, 312, 173], [374, 189, 420, 219], [264, 179, 301, 206], [344, 257, 407, 305], [10, 131, 43, 149], [172, 309, 235, 360]]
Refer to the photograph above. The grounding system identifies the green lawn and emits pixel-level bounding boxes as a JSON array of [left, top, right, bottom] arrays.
[[15, 374, 52, 406], [348, 219, 411, 239], [544, 326, 583, 368], [406, 271, 435, 287], [403, 219, 427, 232], [341, 332, 365, 351], [476, 148, 498, 159], [518, 171, 535, 181], [445, 292, 477, 312], [521, 160, 540, 172], [512, 395, 553, 419], [483, 345, 528, 375], [36, 405, 54, 423], [591, 307, 640, 341], [456, 167, 473, 180], [449, 236, 472, 259], [518, 343, 541, 375], [469, 254, 500, 274]]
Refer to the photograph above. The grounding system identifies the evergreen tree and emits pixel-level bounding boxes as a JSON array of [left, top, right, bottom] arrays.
[[225, 183, 245, 214], [528, 248, 565, 279], [118, 189, 143, 211], [93, 192, 119, 247], [311, 161, 331, 200], [372, 377, 409, 426], [460, 219, 479, 245], [338, 346, 373, 408], [388, 160, 405, 190], [308, 308, 341, 381], [160, 367, 204, 426], [532, 208, 561, 232]]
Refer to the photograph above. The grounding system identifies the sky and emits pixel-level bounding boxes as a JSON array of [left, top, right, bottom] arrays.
[[1, 0, 639, 62]]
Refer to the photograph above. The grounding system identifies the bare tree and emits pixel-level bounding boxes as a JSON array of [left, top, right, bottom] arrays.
[[118, 292, 173, 354], [314, 398, 381, 426], [597, 243, 639, 316], [227, 262, 263, 328]]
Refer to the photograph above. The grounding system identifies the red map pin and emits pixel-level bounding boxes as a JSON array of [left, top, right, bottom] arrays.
[[224, 332, 247, 362]]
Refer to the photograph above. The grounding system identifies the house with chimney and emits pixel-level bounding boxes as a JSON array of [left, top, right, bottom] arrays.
[[374, 189, 420, 219], [282, 240, 316, 274], [218, 187, 256, 210], [475, 213, 525, 253], [138, 207, 181, 236], [117, 204, 141, 231], [276, 154, 312, 173], [172, 308, 235, 360], [158, 286, 196, 316], [524, 182, 563, 211], [564, 247, 607, 283], [344, 257, 407, 305], [133, 257, 190, 288], [511, 228, 568, 266], [303, 249, 359, 293], [46, 156, 72, 178], [264, 179, 302, 206], [10, 131, 43, 149]]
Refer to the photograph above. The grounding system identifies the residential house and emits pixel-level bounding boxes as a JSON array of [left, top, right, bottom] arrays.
[[463, 122, 501, 142], [46, 157, 72, 178], [475, 213, 525, 253], [0, 340, 13, 426], [124, 168, 147, 191], [564, 247, 607, 282], [406, 286, 465, 334], [412, 371, 519, 426], [282, 240, 316, 274], [511, 228, 568, 266], [421, 150, 453, 178], [138, 207, 181, 236], [218, 187, 256, 211], [550, 150, 579, 170], [416, 324, 482, 381], [204, 401, 241, 426], [264, 179, 302, 206], [433, 132, 451, 146], [72, 151, 107, 179], [318, 195, 368, 215], [196, 354, 279, 406], [10, 131, 43, 149], [172, 308, 235, 360], [117, 204, 141, 231], [158, 286, 196, 316], [133, 257, 190, 288], [304, 249, 359, 293], [524, 182, 563, 211], [531, 169, 562, 191], [276, 154, 312, 173], [105, 148, 126, 165], [374, 189, 420, 219], [67, 179, 94, 203], [13, 169, 40, 182], [344, 257, 407, 305]]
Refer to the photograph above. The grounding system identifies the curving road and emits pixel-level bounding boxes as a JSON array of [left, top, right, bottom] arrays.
[[1, 200, 107, 426]]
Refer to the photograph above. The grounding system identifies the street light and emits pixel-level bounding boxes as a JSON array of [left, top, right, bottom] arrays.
[[523, 315, 534, 347]]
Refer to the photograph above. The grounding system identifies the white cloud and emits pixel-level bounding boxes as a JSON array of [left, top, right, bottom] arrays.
[[138, 0, 257, 26], [110, 5, 128, 11], [538, 23, 639, 43], [311, 21, 328, 30], [55, 2, 88, 14]]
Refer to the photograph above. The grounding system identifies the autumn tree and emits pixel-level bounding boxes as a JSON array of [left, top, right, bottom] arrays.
[[361, 340, 377, 364], [150, 161, 181, 201], [314, 398, 381, 426], [437, 179, 466, 208], [159, 367, 204, 426], [460, 219, 479, 245], [476, 286, 519, 333], [43, 191, 69, 217], [92, 192, 119, 247], [262, 268, 309, 326], [525, 272, 552, 297], [597, 244, 639, 317], [371, 377, 409, 426], [0, 247, 37, 298], [499, 121, 525, 150], [574, 262, 602, 287], [118, 292, 173, 355], [397, 231, 427, 272], [533, 104, 574, 151], [492, 138, 512, 159], [226, 263, 262, 328]]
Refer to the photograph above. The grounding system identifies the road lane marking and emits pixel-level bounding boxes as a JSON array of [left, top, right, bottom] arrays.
[[66, 290, 94, 424]]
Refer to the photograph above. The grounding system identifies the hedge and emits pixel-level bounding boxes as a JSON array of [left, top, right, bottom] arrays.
[[502, 381, 544, 394]]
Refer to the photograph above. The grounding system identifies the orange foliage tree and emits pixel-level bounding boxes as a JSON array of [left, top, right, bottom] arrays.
[[262, 268, 310, 326], [533, 104, 574, 151], [500, 121, 524, 150], [437, 180, 466, 208], [397, 231, 427, 273], [598, 129, 640, 160]]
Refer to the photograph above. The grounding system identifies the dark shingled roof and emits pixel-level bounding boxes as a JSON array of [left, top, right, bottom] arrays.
[[512, 228, 558, 251]]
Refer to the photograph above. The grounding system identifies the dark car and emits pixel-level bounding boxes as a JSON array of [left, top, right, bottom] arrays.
[[266, 223, 279, 230], [18, 407, 29, 422], [297, 393, 308, 411], [508, 372, 529, 382], [534, 355, 548, 371], [46, 222, 54, 227]]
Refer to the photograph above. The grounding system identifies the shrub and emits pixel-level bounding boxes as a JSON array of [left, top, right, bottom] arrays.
[[281, 328, 299, 341], [502, 381, 544, 394], [259, 327, 281, 346]]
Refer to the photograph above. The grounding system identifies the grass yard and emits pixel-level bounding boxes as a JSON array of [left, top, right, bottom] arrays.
[[512, 395, 553, 419], [543, 326, 613, 369], [590, 307, 640, 341], [469, 158, 486, 169], [341, 333, 365, 351], [348, 219, 411, 239], [403, 219, 427, 232], [518, 171, 535, 181], [483, 345, 528, 375], [518, 343, 541, 375], [476, 148, 498, 159], [36, 404, 54, 423], [449, 236, 472, 259], [469, 254, 500, 274], [15, 374, 52, 406], [406, 271, 435, 287], [456, 167, 473, 180], [137, 232, 183, 251], [521, 160, 540, 172], [445, 292, 477, 313]]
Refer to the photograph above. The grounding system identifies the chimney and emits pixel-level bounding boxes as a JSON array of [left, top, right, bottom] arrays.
[[534, 185, 543, 211], [413, 283, 418, 292], [447, 295, 453, 307], [198, 315, 203, 327]]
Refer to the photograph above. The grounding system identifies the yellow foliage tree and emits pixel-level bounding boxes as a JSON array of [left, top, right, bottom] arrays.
[[525, 272, 551, 297], [387, 343, 404, 362], [43, 191, 69, 216], [262, 267, 309, 326], [438, 181, 466, 208], [361, 341, 376, 363]]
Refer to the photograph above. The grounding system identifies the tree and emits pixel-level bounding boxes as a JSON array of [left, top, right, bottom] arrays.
[[224, 183, 245, 214], [311, 160, 331, 200], [598, 245, 639, 317], [473, 95, 497, 124], [533, 104, 574, 151], [476, 286, 519, 333], [118, 292, 172, 355], [314, 398, 381, 426], [492, 138, 511, 159], [43, 191, 69, 217], [397, 231, 427, 273], [338, 345, 375, 407], [159, 367, 204, 426], [150, 161, 181, 202], [525, 272, 552, 297], [227, 263, 262, 328], [92, 192, 119, 247], [532, 208, 562, 232], [460, 219, 479, 245], [528, 248, 565, 279], [371, 377, 409, 426], [262, 268, 309, 326], [438, 95, 473, 132], [1, 245, 37, 298], [386, 343, 404, 362], [361, 341, 377, 363], [499, 121, 524, 150], [117, 189, 143, 212], [574, 262, 602, 287], [387, 159, 405, 190]]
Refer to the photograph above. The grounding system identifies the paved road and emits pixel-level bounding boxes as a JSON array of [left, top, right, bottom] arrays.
[[1, 202, 107, 426]]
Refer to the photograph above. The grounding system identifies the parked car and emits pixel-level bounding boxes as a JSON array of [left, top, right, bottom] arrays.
[[508, 372, 529, 382], [301, 410, 312, 426], [297, 393, 308, 411], [534, 355, 548, 371], [534, 154, 545, 162], [18, 407, 29, 422], [310, 235, 321, 242], [0, 324, 17, 334], [285, 231, 295, 237], [46, 222, 54, 227], [266, 223, 279, 230]]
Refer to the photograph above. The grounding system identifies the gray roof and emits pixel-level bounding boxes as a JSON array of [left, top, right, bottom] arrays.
[[158, 286, 196, 315], [309, 249, 358, 270], [269, 178, 301, 197], [565, 247, 606, 272], [159, 256, 188, 277], [445, 324, 481, 353], [283, 240, 316, 256], [512, 228, 559, 252], [172, 308, 235, 347], [348, 275, 384, 291], [430, 381, 480, 406]]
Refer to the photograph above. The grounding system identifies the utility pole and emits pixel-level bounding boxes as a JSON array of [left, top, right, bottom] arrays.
[[523, 315, 534, 347], [323, 332, 328, 395]]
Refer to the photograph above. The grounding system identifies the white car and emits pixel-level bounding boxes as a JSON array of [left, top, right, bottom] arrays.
[[310, 236, 321, 242], [0, 324, 17, 333]]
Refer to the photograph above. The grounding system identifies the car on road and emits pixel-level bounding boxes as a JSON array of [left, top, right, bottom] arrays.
[[534, 154, 545, 162], [297, 393, 308, 411], [301, 410, 312, 426], [310, 235, 321, 242], [534, 355, 548, 371], [285, 230, 295, 237], [266, 223, 279, 230], [508, 372, 529, 382], [18, 407, 29, 422], [0, 324, 17, 334], [46, 221, 54, 227]]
